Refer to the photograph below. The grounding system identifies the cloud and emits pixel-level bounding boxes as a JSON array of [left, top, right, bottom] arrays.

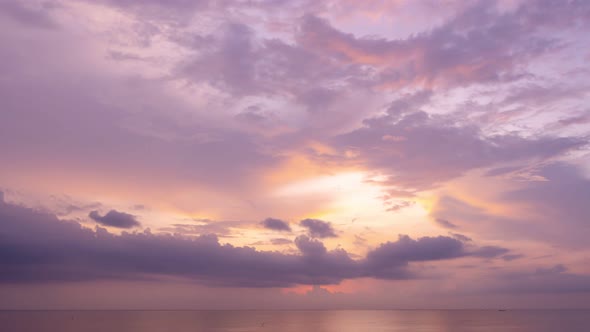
[[300, 219, 337, 238], [330, 94, 585, 191], [295, 1, 575, 89], [86, 0, 212, 22], [270, 238, 292, 245], [88, 210, 141, 229], [557, 114, 590, 128], [501, 254, 523, 261], [435, 218, 458, 229], [0, 1, 58, 29], [0, 16, 282, 202], [365, 235, 511, 278], [471, 246, 510, 259], [432, 162, 590, 248], [159, 219, 249, 237], [484, 264, 590, 294], [294, 235, 327, 256], [176, 19, 366, 107], [173, 0, 578, 106], [0, 199, 502, 286], [1, 0, 586, 205], [367, 235, 464, 264], [450, 233, 472, 242], [105, 0, 590, 103], [261, 218, 291, 232]]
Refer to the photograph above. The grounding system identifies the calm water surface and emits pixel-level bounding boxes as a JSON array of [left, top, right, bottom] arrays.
[[1, 310, 589, 332]]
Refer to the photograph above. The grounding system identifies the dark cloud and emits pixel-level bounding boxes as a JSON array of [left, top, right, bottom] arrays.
[[294, 235, 327, 256], [300, 218, 337, 238], [0, 200, 502, 286], [365, 235, 511, 278], [450, 233, 472, 242], [261, 218, 291, 232], [367, 235, 465, 265], [536, 264, 568, 275], [435, 218, 458, 229], [471, 246, 510, 259], [88, 210, 141, 229]]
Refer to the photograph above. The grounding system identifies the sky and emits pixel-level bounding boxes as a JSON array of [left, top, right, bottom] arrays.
[[0, 0, 590, 309]]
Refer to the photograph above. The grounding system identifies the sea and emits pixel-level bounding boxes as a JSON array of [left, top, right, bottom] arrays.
[[1, 310, 589, 331]]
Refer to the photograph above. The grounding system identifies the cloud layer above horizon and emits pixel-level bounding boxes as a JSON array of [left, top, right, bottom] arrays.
[[0, 0, 589, 309]]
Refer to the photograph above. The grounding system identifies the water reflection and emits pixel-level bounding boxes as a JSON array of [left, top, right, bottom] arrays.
[[1, 310, 588, 332]]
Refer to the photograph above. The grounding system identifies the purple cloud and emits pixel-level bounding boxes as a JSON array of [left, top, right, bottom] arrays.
[[435, 218, 458, 229], [432, 162, 590, 248], [0, 199, 503, 286], [300, 219, 337, 238], [261, 218, 291, 232], [295, 1, 573, 88], [471, 246, 510, 259], [88, 210, 141, 229], [330, 97, 584, 191]]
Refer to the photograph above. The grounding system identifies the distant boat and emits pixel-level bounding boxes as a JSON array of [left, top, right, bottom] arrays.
[[498, 309, 507, 312]]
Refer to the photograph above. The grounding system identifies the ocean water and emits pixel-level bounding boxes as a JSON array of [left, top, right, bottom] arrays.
[[1, 310, 589, 332]]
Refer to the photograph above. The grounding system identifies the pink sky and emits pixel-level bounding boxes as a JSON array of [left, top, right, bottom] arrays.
[[0, 0, 590, 309]]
